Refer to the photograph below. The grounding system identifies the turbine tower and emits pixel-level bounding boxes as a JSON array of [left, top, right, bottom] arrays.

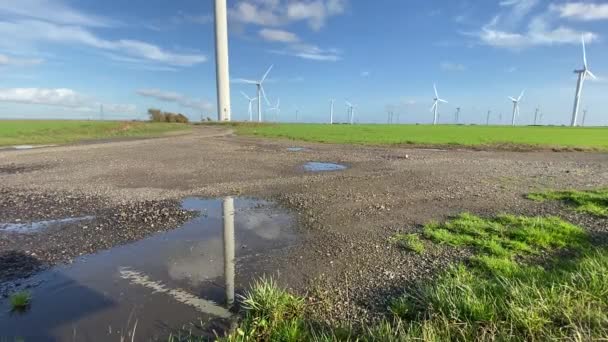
[[486, 110, 491, 126], [237, 65, 273, 122], [240, 92, 257, 122], [345, 100, 355, 125], [214, 0, 231, 121], [571, 36, 596, 127], [582, 109, 588, 127], [534, 108, 540, 126], [330, 99, 335, 124], [508, 90, 525, 126], [430, 84, 448, 125], [455, 107, 461, 124]]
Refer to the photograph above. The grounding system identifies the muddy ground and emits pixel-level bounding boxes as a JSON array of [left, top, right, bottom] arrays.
[[1, 126, 607, 325]]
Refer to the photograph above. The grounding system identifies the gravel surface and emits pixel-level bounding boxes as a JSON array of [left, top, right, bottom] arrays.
[[1, 125, 607, 323]]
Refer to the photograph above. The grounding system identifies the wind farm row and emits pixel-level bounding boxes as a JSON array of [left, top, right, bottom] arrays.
[[237, 36, 597, 127]]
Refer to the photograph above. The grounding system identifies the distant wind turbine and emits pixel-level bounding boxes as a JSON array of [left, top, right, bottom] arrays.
[[240, 91, 257, 122], [454, 107, 461, 124], [508, 90, 525, 126], [236, 65, 273, 122], [345, 100, 355, 124], [486, 110, 491, 126], [571, 36, 596, 127], [534, 107, 540, 126], [330, 99, 335, 124], [582, 109, 588, 127], [268, 98, 280, 122], [430, 84, 448, 125]]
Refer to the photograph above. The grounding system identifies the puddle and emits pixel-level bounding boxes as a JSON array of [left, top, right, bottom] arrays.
[[13, 145, 34, 150], [0, 216, 95, 234], [287, 147, 306, 152], [0, 197, 297, 341], [303, 161, 348, 172]]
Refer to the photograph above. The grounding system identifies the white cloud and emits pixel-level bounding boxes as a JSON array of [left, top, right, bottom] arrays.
[[136, 89, 213, 112], [0, 0, 116, 27], [259, 28, 299, 42], [551, 3, 608, 21], [471, 1, 598, 49], [0, 20, 206, 67], [0, 87, 136, 113], [230, 0, 347, 30], [440, 62, 466, 71], [270, 43, 341, 61], [0, 54, 44, 66], [172, 12, 213, 25], [360, 71, 370, 77]]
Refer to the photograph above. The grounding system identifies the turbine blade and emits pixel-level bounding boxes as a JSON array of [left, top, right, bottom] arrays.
[[240, 91, 251, 100], [430, 101, 437, 112], [508, 96, 517, 102], [438, 99, 448, 103], [586, 70, 597, 80], [433, 83, 438, 97], [260, 86, 271, 106], [234, 78, 258, 84], [582, 35, 588, 69], [260, 65, 274, 83], [345, 100, 353, 107], [518, 90, 525, 101]]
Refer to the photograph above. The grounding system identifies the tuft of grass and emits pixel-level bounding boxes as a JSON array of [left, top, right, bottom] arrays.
[[528, 188, 608, 217], [390, 233, 425, 254], [9, 291, 31, 312], [423, 213, 589, 261]]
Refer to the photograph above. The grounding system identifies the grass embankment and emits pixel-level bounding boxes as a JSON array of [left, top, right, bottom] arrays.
[[234, 123, 608, 151], [0, 120, 191, 146], [204, 198, 608, 341], [529, 189, 608, 217]]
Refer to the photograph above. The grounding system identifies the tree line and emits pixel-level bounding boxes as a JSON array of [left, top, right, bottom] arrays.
[[147, 108, 189, 123]]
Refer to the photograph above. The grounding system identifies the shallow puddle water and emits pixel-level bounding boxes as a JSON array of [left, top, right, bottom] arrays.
[[0, 197, 297, 341], [0, 216, 95, 234], [287, 147, 306, 152], [303, 161, 347, 172]]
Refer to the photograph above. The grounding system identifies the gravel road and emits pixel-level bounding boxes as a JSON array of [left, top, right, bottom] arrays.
[[1, 125, 606, 322]]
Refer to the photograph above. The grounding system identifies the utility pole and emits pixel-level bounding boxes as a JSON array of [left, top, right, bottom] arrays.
[[214, 0, 231, 121]]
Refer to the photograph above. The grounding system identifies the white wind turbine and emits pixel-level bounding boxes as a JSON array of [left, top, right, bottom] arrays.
[[571, 36, 596, 127], [345, 100, 355, 124], [236, 65, 273, 122], [329, 99, 335, 124], [508, 90, 525, 126], [240, 91, 257, 122], [268, 98, 280, 122], [430, 84, 448, 125]]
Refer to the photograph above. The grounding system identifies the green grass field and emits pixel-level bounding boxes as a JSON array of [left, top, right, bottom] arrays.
[[0, 120, 191, 146], [235, 124, 608, 151]]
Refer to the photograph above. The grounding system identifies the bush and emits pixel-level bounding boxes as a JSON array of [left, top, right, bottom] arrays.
[[147, 108, 189, 123]]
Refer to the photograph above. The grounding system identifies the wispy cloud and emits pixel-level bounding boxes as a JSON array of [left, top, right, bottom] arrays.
[[171, 11, 213, 25], [0, 20, 207, 67], [360, 71, 370, 77], [259, 28, 299, 42], [551, 2, 608, 21], [0, 54, 44, 66], [229, 0, 347, 31], [0, 0, 117, 27], [469, 0, 598, 49], [270, 43, 341, 61], [0, 87, 136, 113], [440, 62, 466, 71], [136, 89, 213, 112]]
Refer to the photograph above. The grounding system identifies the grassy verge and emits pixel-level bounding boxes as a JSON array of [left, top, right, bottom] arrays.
[[0, 120, 191, 146], [390, 233, 425, 254], [529, 189, 608, 217], [208, 212, 607, 341], [233, 123, 608, 151]]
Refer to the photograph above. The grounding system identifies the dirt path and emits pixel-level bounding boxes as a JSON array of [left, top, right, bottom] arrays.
[[1, 125, 607, 323]]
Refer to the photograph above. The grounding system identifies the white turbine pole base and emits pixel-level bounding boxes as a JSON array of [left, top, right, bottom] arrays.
[[433, 106, 438, 125], [214, 0, 231, 121], [330, 100, 334, 125], [257, 85, 262, 122], [571, 73, 585, 127]]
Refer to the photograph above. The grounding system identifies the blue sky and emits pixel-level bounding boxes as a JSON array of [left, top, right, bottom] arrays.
[[0, 0, 607, 125]]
